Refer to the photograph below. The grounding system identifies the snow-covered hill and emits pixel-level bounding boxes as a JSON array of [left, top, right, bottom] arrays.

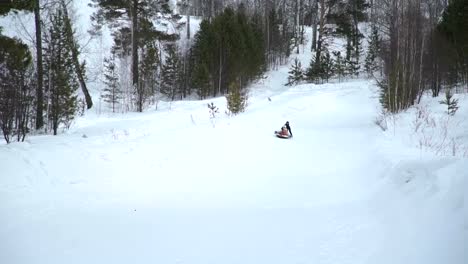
[[1, 44, 467, 264]]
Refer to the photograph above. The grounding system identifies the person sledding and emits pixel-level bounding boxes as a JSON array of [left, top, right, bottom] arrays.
[[275, 121, 293, 138]]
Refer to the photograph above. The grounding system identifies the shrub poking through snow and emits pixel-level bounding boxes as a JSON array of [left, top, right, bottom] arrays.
[[439, 89, 459, 116], [375, 110, 388, 131], [207, 102, 219, 119]]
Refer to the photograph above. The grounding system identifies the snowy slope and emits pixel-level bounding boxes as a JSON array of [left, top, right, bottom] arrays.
[[1, 49, 467, 264]]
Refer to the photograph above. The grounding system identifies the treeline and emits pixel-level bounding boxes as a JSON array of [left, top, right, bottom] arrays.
[[0, 1, 89, 143], [375, 0, 467, 113], [283, 0, 467, 114], [0, 0, 296, 143], [191, 6, 265, 99], [99, 1, 297, 112], [2, 0, 466, 143], [287, 0, 369, 85]]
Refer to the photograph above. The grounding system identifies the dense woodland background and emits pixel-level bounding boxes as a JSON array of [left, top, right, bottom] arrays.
[[0, 0, 466, 143]]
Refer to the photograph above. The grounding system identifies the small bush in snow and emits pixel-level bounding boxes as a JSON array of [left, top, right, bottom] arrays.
[[375, 110, 388, 131], [439, 89, 459, 116], [207, 102, 219, 119]]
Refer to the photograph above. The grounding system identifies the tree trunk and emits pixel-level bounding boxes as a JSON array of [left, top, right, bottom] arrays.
[[131, 0, 139, 89], [210, 0, 214, 22], [60, 0, 93, 109], [265, 0, 270, 66], [218, 45, 222, 96], [187, 1, 191, 40], [34, 0, 44, 129], [296, 0, 300, 54], [315, 0, 326, 66], [311, 0, 318, 51]]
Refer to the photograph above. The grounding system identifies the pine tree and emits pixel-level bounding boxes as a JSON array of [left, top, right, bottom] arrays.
[[226, 80, 248, 115], [345, 57, 360, 77], [439, 89, 459, 116], [160, 44, 180, 101], [193, 62, 211, 99], [321, 50, 334, 83], [101, 53, 121, 113], [191, 20, 215, 97], [305, 56, 320, 83], [0, 35, 33, 143], [365, 23, 380, 77], [91, 0, 176, 112], [139, 42, 159, 107], [286, 58, 303, 86], [438, 0, 468, 82], [333, 51, 346, 82], [190, 8, 266, 98], [44, 6, 78, 135]]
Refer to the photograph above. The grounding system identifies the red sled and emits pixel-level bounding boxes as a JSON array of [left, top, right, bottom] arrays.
[[274, 131, 292, 139]]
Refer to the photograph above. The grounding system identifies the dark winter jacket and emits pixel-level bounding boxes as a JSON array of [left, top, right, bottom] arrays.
[[285, 122, 292, 136]]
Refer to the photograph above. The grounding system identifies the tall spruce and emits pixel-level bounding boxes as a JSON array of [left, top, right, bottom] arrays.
[[287, 58, 303, 86], [101, 52, 121, 113], [333, 51, 346, 82], [364, 23, 380, 77], [139, 41, 159, 107], [160, 44, 180, 101], [44, 6, 78, 135]]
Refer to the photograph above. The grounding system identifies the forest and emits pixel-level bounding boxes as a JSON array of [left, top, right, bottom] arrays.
[[0, 0, 466, 143]]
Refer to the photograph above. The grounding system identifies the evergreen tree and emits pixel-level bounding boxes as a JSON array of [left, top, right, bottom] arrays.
[[43, 6, 78, 135], [305, 56, 320, 83], [364, 23, 380, 77], [226, 80, 247, 115], [439, 89, 459, 116], [332, 0, 367, 77], [191, 20, 215, 98], [101, 52, 121, 113], [345, 40, 361, 77], [266, 8, 283, 68], [438, 0, 468, 84], [0, 35, 33, 143], [305, 50, 334, 84], [160, 44, 180, 100], [190, 7, 266, 98], [286, 58, 303, 86], [0, 0, 46, 129], [321, 50, 334, 83], [91, 0, 175, 112], [333, 51, 346, 82], [139, 42, 159, 107]]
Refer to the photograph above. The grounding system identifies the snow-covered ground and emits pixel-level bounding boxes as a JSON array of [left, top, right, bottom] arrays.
[[1, 62, 467, 263]]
